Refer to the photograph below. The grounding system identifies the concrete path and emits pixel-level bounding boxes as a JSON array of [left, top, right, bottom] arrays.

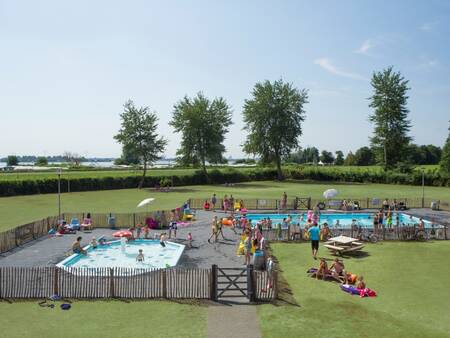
[[207, 304, 261, 338]]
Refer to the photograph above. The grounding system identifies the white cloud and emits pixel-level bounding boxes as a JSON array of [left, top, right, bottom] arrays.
[[314, 58, 366, 80], [355, 39, 374, 55], [420, 21, 438, 31], [417, 57, 439, 70]]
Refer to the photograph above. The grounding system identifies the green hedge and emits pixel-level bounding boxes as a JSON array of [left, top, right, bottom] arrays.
[[0, 166, 447, 197]]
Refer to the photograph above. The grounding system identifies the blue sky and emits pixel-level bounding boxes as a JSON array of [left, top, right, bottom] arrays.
[[1, 0, 449, 158]]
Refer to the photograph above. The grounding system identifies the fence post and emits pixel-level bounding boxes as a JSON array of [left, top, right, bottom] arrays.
[[162, 269, 167, 299], [211, 265, 217, 301], [247, 264, 256, 302], [53, 267, 59, 295], [367, 198, 370, 209], [287, 225, 291, 241], [307, 197, 311, 210], [273, 270, 278, 301], [133, 213, 136, 227], [109, 268, 115, 298]]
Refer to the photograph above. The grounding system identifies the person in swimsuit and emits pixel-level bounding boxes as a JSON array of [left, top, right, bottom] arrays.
[[330, 258, 347, 283], [136, 249, 144, 262], [72, 237, 86, 255]]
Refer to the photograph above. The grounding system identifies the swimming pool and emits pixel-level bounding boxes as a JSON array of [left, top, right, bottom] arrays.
[[57, 239, 185, 271], [245, 212, 442, 229]]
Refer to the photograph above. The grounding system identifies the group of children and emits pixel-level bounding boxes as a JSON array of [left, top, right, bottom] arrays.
[[315, 257, 366, 289]]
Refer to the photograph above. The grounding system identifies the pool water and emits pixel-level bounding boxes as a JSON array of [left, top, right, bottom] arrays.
[[57, 239, 185, 269], [245, 212, 441, 229]]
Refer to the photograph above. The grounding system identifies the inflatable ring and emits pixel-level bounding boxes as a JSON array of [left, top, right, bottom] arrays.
[[222, 219, 233, 226]]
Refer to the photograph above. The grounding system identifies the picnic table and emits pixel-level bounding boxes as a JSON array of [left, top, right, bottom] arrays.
[[324, 235, 364, 255]]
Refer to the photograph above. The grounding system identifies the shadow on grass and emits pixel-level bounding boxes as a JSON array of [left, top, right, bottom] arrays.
[[265, 244, 300, 308]]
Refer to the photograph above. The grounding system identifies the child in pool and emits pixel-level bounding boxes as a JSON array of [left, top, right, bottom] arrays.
[[160, 233, 166, 247], [136, 249, 144, 262], [91, 237, 98, 249]]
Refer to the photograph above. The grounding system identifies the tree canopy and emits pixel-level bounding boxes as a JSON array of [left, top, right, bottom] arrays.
[[6, 155, 18, 166], [440, 122, 450, 173], [243, 79, 308, 179], [354, 146, 376, 166], [369, 67, 412, 170], [334, 151, 344, 165], [320, 150, 334, 164], [114, 100, 167, 188], [170, 92, 232, 175]]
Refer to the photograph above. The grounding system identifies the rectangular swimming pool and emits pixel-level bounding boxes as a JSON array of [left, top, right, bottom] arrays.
[[245, 212, 442, 229], [57, 239, 185, 271]]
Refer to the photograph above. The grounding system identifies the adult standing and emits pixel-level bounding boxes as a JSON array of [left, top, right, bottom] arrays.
[[281, 192, 287, 210], [308, 223, 320, 259], [208, 215, 219, 243], [211, 193, 217, 211]]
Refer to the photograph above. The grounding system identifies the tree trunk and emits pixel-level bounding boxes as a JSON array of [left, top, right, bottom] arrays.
[[201, 156, 208, 182], [138, 161, 147, 189], [383, 140, 388, 171], [276, 156, 284, 181]]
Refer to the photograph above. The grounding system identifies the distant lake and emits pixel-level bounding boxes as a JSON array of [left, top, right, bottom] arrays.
[[0, 159, 176, 169]]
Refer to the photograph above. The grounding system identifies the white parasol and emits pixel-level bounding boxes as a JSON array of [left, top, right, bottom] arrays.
[[137, 198, 155, 208], [323, 189, 338, 199]]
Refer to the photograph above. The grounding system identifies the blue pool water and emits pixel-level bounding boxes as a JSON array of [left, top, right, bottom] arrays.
[[57, 239, 185, 270], [245, 212, 441, 229]]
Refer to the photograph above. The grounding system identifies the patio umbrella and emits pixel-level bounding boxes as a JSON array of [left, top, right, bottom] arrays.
[[323, 189, 338, 199], [137, 198, 155, 208]]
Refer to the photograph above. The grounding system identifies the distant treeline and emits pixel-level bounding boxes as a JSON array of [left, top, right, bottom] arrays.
[[286, 144, 442, 167]]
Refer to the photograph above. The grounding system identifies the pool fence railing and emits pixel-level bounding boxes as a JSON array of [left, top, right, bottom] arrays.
[[188, 197, 450, 211]]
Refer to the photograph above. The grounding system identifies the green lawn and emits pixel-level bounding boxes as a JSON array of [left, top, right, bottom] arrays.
[[0, 180, 449, 231], [0, 300, 206, 338], [258, 241, 450, 338]]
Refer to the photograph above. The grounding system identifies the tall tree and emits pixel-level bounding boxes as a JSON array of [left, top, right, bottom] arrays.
[[6, 155, 18, 166], [440, 122, 450, 173], [115, 100, 167, 188], [170, 92, 232, 175], [115, 144, 141, 165], [334, 151, 344, 165], [369, 67, 412, 170], [354, 146, 376, 166], [242, 79, 308, 180], [320, 150, 334, 164], [344, 151, 356, 166]]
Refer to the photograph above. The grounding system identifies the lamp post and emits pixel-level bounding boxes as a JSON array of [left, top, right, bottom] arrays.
[[57, 168, 62, 220], [421, 168, 425, 208]]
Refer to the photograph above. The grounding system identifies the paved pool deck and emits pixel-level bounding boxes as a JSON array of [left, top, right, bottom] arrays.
[[1, 209, 449, 268], [0, 210, 243, 268]]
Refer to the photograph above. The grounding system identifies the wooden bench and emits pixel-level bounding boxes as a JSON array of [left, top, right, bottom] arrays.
[[352, 241, 363, 246], [343, 245, 364, 252], [324, 244, 345, 252]]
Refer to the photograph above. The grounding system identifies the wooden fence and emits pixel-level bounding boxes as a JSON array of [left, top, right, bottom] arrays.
[[0, 266, 275, 301], [0, 210, 171, 254]]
